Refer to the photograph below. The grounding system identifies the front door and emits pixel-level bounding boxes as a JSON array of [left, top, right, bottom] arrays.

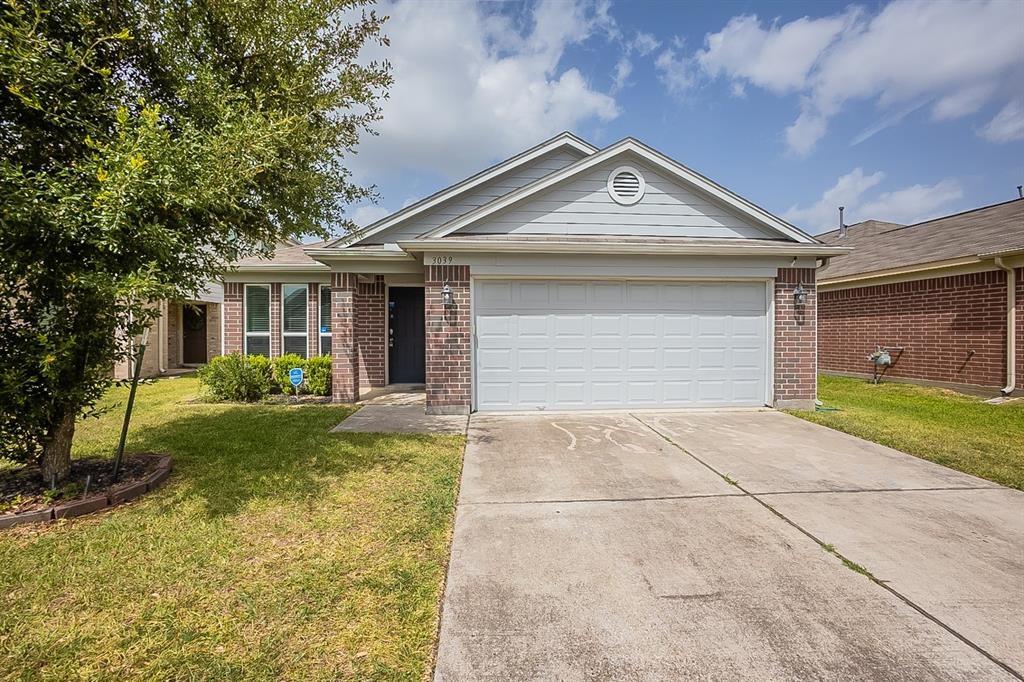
[[388, 287, 425, 384], [182, 304, 208, 364]]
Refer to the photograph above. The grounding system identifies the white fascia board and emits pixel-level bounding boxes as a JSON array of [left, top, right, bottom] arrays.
[[398, 239, 849, 258], [226, 263, 330, 273], [339, 133, 598, 248], [423, 138, 818, 244]]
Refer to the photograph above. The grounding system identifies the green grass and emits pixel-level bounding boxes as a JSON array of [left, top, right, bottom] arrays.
[[0, 376, 464, 681], [789, 375, 1024, 490]]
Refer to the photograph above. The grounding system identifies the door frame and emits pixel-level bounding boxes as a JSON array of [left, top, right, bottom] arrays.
[[384, 283, 425, 386], [470, 276, 775, 412]]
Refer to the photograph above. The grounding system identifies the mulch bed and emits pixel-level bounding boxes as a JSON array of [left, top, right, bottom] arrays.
[[1, 453, 171, 528]]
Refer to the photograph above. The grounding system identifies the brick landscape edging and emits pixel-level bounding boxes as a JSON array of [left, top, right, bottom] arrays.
[[0, 455, 173, 530]]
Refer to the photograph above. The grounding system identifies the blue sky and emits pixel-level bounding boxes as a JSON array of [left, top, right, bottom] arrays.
[[345, 0, 1024, 235]]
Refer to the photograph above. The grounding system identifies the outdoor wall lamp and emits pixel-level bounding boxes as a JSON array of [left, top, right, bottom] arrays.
[[441, 282, 454, 309], [793, 282, 808, 307]]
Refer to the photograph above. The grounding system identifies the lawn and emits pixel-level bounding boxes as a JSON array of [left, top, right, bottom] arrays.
[[790, 375, 1024, 490], [0, 376, 464, 681]]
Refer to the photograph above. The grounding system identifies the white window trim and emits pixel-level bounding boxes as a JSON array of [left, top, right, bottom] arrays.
[[244, 284, 271, 356], [318, 283, 331, 356], [281, 283, 308, 357]]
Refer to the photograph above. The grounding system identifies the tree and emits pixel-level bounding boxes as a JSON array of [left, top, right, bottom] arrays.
[[0, 0, 391, 481]]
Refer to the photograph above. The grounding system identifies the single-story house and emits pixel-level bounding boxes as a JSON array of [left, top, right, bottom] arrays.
[[817, 199, 1023, 394], [113, 284, 224, 380], [222, 133, 848, 413]]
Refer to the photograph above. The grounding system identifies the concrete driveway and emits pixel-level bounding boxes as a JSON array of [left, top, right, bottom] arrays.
[[434, 410, 1023, 681]]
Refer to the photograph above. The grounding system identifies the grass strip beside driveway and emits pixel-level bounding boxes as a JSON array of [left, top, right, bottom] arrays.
[[0, 376, 464, 681], [789, 375, 1023, 491]]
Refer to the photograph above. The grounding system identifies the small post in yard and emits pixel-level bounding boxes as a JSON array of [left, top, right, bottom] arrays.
[[113, 327, 149, 483]]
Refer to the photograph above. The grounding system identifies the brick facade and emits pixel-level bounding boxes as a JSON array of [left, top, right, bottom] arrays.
[[223, 283, 244, 354], [331, 272, 359, 402], [269, 283, 282, 358], [307, 283, 320, 358], [774, 267, 817, 408], [425, 265, 472, 414], [356, 276, 386, 388], [818, 270, 1011, 389]]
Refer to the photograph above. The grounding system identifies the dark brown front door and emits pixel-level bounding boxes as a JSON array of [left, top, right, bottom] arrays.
[[182, 305, 207, 364], [388, 287, 425, 383]]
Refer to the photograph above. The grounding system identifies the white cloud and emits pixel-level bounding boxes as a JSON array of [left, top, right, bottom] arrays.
[[697, 13, 850, 94], [980, 98, 1024, 143], [610, 31, 661, 94], [783, 168, 962, 231], [348, 204, 392, 227], [695, 0, 1024, 155], [351, 0, 619, 184], [654, 42, 695, 98], [631, 31, 660, 56], [611, 56, 632, 93]]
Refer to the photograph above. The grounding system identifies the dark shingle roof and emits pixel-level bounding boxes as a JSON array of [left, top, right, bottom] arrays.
[[818, 199, 1024, 281], [233, 240, 328, 268]]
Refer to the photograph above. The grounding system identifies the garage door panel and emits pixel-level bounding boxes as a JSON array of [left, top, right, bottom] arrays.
[[474, 280, 767, 411]]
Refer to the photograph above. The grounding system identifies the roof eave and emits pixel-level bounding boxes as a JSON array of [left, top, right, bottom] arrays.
[[398, 239, 848, 258]]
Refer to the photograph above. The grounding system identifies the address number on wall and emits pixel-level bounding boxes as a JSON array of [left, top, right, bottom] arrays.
[[430, 255, 455, 265]]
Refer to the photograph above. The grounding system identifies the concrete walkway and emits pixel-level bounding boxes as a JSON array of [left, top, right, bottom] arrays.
[[434, 411, 1023, 680]]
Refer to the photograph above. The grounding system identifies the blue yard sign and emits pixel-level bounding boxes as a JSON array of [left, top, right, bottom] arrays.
[[288, 367, 304, 388]]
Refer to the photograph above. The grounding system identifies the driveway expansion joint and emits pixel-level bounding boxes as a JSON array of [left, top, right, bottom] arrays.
[[755, 485, 1004, 496], [629, 413, 1024, 682], [460, 491, 746, 506]]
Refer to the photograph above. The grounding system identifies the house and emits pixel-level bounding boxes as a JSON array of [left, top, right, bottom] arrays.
[[113, 284, 224, 379], [817, 199, 1024, 394], [221, 133, 847, 413]]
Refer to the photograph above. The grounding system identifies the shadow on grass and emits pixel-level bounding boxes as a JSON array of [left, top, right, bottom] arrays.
[[127, 404, 451, 518]]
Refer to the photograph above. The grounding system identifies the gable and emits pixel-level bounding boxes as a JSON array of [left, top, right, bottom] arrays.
[[451, 157, 782, 240]]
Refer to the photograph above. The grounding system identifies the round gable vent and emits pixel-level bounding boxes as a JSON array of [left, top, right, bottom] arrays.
[[607, 166, 645, 205]]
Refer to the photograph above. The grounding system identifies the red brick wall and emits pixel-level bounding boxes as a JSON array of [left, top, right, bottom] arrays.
[[818, 270, 1008, 388], [1015, 267, 1022, 391], [775, 268, 817, 406], [306, 283, 320, 358], [331, 272, 359, 402], [269, 283, 282, 358], [223, 283, 243, 354], [356, 276, 386, 388], [425, 265, 471, 414]]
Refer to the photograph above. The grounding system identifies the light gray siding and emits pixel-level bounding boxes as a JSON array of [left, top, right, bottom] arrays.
[[362, 148, 585, 244], [456, 159, 779, 239]]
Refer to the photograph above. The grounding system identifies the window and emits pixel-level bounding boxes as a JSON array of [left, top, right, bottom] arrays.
[[282, 284, 308, 358], [244, 285, 270, 356], [319, 285, 331, 356]]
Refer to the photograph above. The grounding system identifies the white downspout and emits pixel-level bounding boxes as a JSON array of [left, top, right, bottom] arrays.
[[994, 257, 1016, 395], [158, 300, 168, 373]]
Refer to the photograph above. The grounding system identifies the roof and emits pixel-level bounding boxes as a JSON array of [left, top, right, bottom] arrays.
[[338, 131, 597, 247], [818, 199, 1024, 281], [232, 240, 329, 271], [422, 137, 819, 244]]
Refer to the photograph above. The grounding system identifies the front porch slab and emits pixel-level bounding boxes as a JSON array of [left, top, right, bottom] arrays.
[[331, 405, 468, 435]]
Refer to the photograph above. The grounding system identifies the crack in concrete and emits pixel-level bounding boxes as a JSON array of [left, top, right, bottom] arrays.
[[629, 412, 1023, 682]]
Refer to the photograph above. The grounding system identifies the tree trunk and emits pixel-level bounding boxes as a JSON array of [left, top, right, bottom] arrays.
[[40, 410, 75, 484]]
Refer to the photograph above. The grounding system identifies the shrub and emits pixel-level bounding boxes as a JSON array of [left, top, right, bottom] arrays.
[[305, 355, 332, 396], [273, 354, 307, 396], [197, 353, 273, 402]]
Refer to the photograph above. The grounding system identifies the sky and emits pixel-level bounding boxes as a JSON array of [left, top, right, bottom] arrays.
[[342, 0, 1024, 235]]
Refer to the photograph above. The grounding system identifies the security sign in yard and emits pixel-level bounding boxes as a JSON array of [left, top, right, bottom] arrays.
[[289, 367, 304, 389]]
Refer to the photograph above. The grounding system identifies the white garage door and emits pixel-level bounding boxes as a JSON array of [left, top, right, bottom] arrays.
[[474, 280, 768, 411]]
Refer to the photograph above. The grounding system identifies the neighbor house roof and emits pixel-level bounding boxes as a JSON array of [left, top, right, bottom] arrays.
[[231, 240, 330, 272], [817, 199, 1024, 282]]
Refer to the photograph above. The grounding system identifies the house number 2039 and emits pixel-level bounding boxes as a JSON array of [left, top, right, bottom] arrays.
[[430, 256, 454, 265]]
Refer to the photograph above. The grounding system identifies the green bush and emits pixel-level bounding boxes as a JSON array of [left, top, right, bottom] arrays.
[[197, 353, 273, 402], [273, 354, 307, 396], [305, 355, 332, 396]]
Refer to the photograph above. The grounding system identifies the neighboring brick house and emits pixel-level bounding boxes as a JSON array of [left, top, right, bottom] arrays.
[[817, 199, 1023, 394], [113, 283, 224, 380], [221, 133, 846, 413]]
